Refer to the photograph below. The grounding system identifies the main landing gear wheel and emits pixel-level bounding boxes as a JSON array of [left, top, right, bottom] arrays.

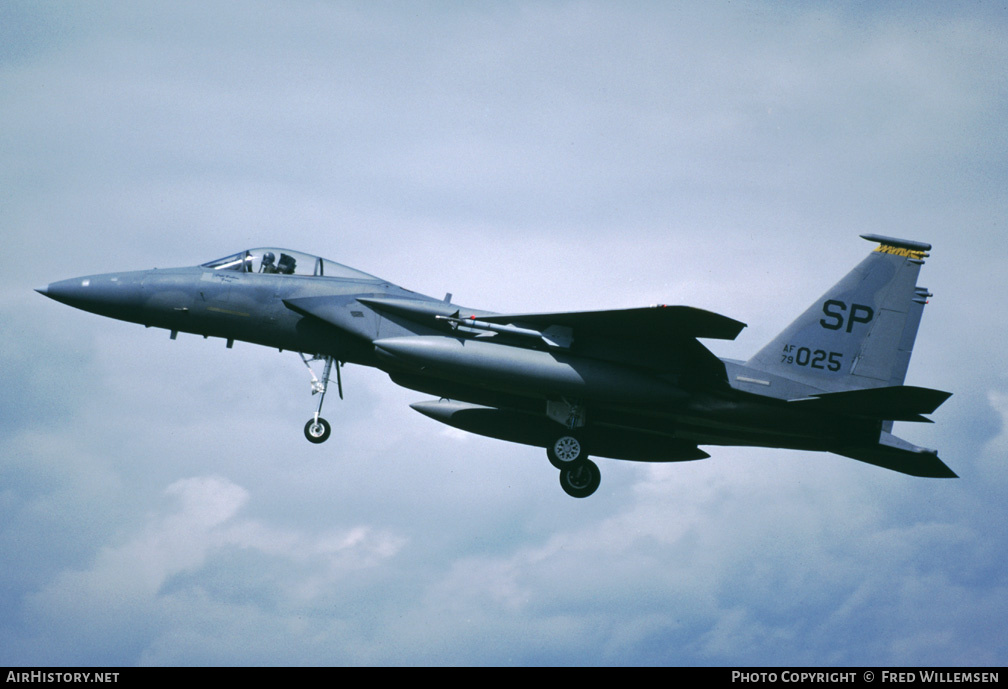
[[304, 417, 332, 444], [547, 435, 584, 469], [559, 459, 601, 499]]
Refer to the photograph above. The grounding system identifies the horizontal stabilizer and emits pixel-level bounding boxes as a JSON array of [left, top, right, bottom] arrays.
[[834, 432, 957, 478], [478, 305, 746, 341], [789, 385, 952, 422]]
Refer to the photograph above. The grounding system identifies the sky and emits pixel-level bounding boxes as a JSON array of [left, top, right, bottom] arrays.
[[2, 1, 1007, 667]]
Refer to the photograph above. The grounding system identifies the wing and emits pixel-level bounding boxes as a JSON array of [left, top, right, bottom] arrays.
[[351, 297, 746, 345], [291, 295, 747, 386], [477, 305, 746, 342], [445, 305, 746, 385]]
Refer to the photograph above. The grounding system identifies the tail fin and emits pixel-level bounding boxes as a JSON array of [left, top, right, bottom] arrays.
[[746, 235, 934, 393]]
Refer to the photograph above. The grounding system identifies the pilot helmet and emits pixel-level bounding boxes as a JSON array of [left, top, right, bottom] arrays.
[[262, 252, 275, 264]]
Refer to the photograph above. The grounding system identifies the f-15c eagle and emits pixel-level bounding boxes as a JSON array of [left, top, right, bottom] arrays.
[[38, 234, 953, 498]]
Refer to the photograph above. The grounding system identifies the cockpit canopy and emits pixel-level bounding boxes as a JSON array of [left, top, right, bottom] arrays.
[[201, 249, 378, 280]]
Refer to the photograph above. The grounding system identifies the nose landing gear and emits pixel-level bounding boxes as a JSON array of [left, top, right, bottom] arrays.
[[300, 353, 341, 444]]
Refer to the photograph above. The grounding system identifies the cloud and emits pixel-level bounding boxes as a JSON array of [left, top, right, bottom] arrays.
[[2, 1, 1007, 667], [7, 475, 404, 665]]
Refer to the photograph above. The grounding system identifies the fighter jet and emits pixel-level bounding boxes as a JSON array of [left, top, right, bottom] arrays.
[[37, 235, 954, 498]]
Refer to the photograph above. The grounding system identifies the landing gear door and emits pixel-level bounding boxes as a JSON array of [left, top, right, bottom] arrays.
[[547, 399, 586, 429]]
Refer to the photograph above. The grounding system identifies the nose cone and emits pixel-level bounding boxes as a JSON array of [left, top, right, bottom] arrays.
[[37, 272, 146, 322]]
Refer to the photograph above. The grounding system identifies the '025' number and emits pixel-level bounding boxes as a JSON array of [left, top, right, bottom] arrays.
[[781, 346, 842, 372]]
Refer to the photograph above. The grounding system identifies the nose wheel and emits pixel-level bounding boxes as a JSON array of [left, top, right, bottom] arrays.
[[304, 417, 332, 443], [300, 353, 341, 444]]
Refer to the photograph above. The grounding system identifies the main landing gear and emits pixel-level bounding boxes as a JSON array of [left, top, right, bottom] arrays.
[[548, 434, 601, 498], [544, 400, 600, 498], [300, 353, 342, 444]]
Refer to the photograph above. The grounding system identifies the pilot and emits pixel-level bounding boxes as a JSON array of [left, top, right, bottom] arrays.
[[260, 252, 278, 273]]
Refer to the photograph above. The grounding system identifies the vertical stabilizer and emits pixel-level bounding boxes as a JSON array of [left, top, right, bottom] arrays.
[[746, 235, 933, 393]]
